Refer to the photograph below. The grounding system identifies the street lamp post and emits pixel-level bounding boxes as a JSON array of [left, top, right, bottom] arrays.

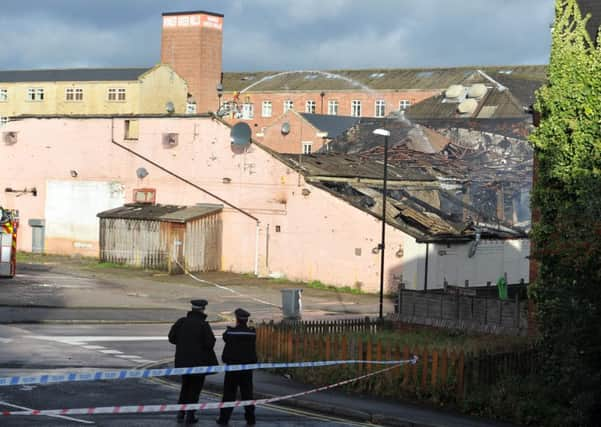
[[373, 128, 390, 320], [216, 83, 224, 109]]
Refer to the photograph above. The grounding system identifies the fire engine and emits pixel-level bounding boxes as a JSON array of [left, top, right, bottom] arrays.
[[0, 206, 18, 278]]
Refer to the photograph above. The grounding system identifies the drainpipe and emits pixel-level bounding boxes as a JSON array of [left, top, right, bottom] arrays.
[[424, 242, 429, 293], [110, 118, 261, 275], [254, 223, 260, 276]]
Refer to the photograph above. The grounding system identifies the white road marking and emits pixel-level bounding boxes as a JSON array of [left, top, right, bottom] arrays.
[[99, 349, 123, 355], [116, 355, 144, 359], [82, 345, 106, 350], [0, 400, 94, 424], [29, 335, 168, 343], [0, 337, 13, 344], [132, 359, 154, 364]]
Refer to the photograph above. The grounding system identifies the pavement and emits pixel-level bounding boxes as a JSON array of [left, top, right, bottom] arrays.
[[0, 258, 516, 427]]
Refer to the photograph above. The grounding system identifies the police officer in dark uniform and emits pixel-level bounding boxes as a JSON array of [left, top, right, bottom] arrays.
[[169, 299, 218, 424], [216, 308, 257, 426]]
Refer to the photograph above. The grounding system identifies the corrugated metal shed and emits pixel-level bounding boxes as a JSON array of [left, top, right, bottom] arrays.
[[97, 203, 222, 273]]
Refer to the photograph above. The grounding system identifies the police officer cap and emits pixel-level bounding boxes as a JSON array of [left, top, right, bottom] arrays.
[[234, 308, 250, 319], [190, 299, 208, 310]]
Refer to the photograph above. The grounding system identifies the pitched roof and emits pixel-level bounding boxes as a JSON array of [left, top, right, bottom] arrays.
[[97, 203, 222, 222], [299, 113, 361, 139], [279, 152, 437, 182], [222, 65, 547, 92], [0, 67, 152, 83], [405, 86, 528, 121], [325, 116, 451, 155]]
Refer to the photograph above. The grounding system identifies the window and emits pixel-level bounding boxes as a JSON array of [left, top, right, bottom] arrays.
[[328, 100, 338, 115], [124, 119, 139, 140], [375, 99, 386, 118], [305, 100, 316, 114], [186, 101, 197, 114], [262, 101, 272, 117], [27, 88, 44, 101], [0, 116, 8, 127], [242, 102, 254, 119], [0, 89, 7, 102], [108, 88, 126, 101], [399, 99, 411, 110], [351, 100, 361, 117], [283, 100, 293, 112], [65, 88, 83, 101], [302, 142, 312, 154]]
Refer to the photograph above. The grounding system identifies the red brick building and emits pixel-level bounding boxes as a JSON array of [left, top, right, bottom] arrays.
[[160, 10, 224, 114]]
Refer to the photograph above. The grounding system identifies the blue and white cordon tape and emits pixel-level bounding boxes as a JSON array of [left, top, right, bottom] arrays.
[[0, 357, 418, 387]]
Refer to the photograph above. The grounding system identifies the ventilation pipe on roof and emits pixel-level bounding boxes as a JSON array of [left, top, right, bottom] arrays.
[[468, 229, 481, 258]]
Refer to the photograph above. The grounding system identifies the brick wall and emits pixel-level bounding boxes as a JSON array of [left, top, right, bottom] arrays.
[[161, 12, 223, 114], [224, 89, 439, 136], [257, 110, 326, 154]]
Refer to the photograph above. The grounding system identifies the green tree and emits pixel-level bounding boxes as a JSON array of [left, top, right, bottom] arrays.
[[529, 1, 601, 424]]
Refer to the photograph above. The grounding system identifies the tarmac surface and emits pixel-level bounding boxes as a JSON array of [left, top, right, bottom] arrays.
[[0, 258, 516, 427]]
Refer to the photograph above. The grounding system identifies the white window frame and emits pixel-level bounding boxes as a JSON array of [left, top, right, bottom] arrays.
[[242, 102, 254, 119], [283, 100, 293, 112], [399, 99, 411, 110], [186, 101, 197, 114], [351, 100, 361, 117], [27, 88, 44, 101], [65, 87, 83, 102], [375, 99, 386, 118], [302, 141, 313, 154], [108, 88, 126, 102], [305, 100, 316, 114], [328, 100, 338, 115], [0, 89, 7, 102], [0, 116, 8, 127], [261, 101, 272, 117]]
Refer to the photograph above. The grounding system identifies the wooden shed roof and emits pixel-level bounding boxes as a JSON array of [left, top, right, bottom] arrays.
[[97, 203, 223, 223]]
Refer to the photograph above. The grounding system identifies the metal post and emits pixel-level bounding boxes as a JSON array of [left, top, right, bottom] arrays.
[[379, 133, 389, 320]]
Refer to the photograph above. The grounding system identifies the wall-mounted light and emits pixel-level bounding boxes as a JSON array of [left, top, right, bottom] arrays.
[[222, 177, 232, 184], [70, 170, 78, 178], [301, 188, 311, 196]]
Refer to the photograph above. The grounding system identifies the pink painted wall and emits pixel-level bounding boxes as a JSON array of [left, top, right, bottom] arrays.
[[0, 116, 409, 292]]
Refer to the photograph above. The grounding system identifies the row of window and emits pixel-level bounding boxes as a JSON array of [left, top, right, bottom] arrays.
[[0, 87, 127, 102], [257, 99, 412, 119]]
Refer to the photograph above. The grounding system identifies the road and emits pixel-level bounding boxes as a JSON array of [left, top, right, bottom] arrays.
[[0, 323, 379, 426]]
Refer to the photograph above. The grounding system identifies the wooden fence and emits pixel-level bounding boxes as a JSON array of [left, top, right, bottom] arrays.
[[271, 317, 385, 334], [256, 321, 539, 402], [394, 289, 529, 336]]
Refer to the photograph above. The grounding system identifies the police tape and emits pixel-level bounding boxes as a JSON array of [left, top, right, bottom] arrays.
[[0, 357, 418, 387], [1, 362, 406, 416]]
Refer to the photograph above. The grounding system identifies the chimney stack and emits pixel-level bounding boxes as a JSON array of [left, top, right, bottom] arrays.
[[160, 10, 224, 114]]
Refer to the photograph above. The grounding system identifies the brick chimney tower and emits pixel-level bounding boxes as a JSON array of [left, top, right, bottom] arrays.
[[161, 11, 223, 114]]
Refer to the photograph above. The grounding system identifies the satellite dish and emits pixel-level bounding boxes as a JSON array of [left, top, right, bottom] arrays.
[[136, 167, 149, 179], [281, 122, 291, 135], [230, 122, 251, 147], [165, 101, 175, 114]]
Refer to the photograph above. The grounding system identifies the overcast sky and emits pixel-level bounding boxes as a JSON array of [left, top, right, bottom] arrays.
[[0, 0, 554, 72]]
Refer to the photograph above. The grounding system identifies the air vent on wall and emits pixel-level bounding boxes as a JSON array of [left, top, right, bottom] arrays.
[[162, 133, 179, 148], [3, 131, 18, 145]]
